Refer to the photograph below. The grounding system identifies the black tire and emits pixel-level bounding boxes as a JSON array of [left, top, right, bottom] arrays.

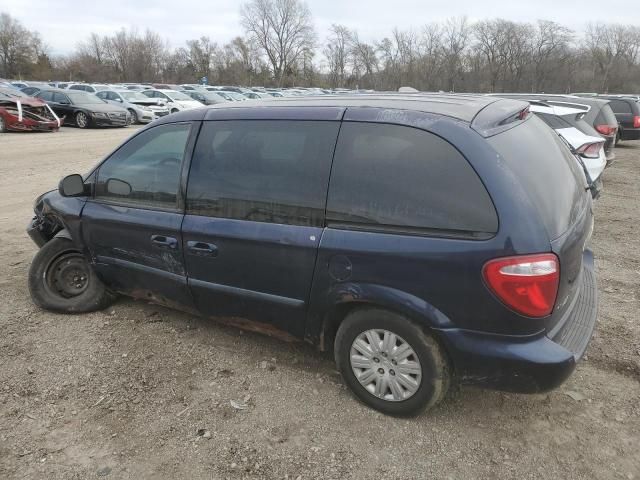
[[75, 111, 89, 129], [170, 108, 179, 114], [28, 237, 116, 313], [615, 130, 622, 145], [334, 308, 450, 416], [127, 109, 138, 125], [0, 115, 6, 133]]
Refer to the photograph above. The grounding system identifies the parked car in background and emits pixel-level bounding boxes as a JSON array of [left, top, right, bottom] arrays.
[[595, 96, 640, 143], [96, 90, 170, 124], [528, 103, 606, 197], [35, 89, 129, 128], [27, 94, 597, 416], [492, 94, 618, 164], [182, 90, 228, 105], [216, 90, 248, 101], [152, 83, 179, 90], [0, 95, 62, 132], [66, 83, 112, 94], [142, 89, 203, 112], [10, 81, 29, 89], [20, 85, 48, 97], [208, 85, 253, 94], [243, 91, 272, 100], [0, 87, 30, 99]]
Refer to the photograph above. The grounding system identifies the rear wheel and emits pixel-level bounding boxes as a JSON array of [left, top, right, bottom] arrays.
[[334, 308, 450, 416], [28, 237, 116, 313], [75, 111, 89, 129], [127, 109, 138, 125]]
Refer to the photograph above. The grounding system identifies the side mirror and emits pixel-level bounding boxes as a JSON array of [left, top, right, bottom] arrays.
[[58, 174, 86, 197], [106, 178, 132, 196]]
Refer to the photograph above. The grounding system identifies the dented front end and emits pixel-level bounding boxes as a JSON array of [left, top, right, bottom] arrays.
[[0, 99, 63, 132]]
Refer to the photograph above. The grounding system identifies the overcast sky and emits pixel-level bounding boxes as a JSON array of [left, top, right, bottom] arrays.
[[3, 0, 637, 56]]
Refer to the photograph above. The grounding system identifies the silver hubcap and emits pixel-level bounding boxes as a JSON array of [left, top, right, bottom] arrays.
[[77, 113, 87, 127], [350, 329, 422, 402]]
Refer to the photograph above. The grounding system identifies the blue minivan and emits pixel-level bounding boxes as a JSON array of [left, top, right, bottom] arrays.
[[27, 94, 598, 415]]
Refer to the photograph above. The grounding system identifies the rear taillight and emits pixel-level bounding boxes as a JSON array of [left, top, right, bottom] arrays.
[[483, 254, 560, 318], [595, 124, 616, 136], [576, 142, 604, 159], [634, 116, 640, 128]]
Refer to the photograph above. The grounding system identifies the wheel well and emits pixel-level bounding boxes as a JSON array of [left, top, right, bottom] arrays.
[[319, 302, 456, 377]]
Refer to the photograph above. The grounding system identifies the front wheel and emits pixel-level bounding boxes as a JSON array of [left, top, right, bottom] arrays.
[[127, 109, 138, 125], [28, 237, 116, 313], [75, 111, 89, 129], [334, 308, 450, 416], [0, 115, 6, 133]]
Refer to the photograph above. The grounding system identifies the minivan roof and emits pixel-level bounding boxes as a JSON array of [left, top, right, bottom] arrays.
[[200, 93, 526, 123]]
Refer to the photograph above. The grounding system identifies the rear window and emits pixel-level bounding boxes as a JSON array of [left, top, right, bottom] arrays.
[[607, 99, 632, 114], [595, 104, 618, 127], [488, 115, 588, 239], [326, 122, 498, 236], [535, 113, 572, 129]]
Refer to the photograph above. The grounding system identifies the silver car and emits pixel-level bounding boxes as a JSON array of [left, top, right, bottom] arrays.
[[96, 90, 170, 124]]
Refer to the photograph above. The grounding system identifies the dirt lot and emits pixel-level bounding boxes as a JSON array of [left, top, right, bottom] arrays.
[[0, 126, 638, 480]]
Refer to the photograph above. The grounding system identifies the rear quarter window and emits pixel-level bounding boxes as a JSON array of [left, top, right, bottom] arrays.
[[488, 115, 588, 240], [326, 122, 498, 237]]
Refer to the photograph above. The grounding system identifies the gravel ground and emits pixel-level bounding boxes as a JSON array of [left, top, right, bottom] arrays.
[[0, 126, 639, 480]]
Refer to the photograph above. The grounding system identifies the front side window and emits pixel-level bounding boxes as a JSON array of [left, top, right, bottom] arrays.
[[95, 123, 192, 209], [327, 122, 498, 235], [187, 120, 340, 226]]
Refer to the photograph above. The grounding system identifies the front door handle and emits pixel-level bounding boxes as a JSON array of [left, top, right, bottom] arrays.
[[151, 235, 178, 250], [187, 241, 218, 257]]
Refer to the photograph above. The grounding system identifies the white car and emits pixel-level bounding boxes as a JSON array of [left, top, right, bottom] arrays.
[[96, 90, 170, 124], [141, 89, 203, 113], [66, 83, 112, 94], [529, 104, 606, 185]]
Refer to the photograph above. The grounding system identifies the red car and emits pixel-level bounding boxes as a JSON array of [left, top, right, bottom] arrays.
[[0, 93, 62, 132]]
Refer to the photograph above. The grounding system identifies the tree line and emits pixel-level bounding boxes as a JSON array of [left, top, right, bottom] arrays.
[[2, 0, 640, 93]]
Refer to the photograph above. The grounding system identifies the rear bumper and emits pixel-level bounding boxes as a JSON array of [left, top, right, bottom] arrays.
[[436, 256, 598, 393], [621, 128, 640, 141]]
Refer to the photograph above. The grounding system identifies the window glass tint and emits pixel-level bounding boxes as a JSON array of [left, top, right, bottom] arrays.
[[38, 91, 53, 101], [535, 113, 571, 129], [327, 122, 498, 234], [52, 93, 69, 103], [96, 123, 191, 209], [488, 115, 588, 239], [595, 104, 618, 126], [608, 99, 632, 114], [187, 120, 340, 226]]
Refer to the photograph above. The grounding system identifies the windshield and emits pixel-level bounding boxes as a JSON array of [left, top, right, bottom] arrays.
[[166, 91, 192, 101], [67, 92, 105, 105], [0, 88, 27, 98], [221, 91, 245, 101], [121, 92, 151, 101]]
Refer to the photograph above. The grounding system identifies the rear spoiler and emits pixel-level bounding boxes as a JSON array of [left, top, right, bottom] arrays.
[[471, 98, 531, 137]]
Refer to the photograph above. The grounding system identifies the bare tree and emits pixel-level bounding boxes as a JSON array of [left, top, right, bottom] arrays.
[[530, 20, 573, 92], [0, 13, 40, 78], [324, 24, 351, 88], [441, 17, 470, 92], [240, 0, 316, 86]]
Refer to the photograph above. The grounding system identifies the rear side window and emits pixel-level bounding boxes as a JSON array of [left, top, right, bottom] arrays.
[[607, 99, 632, 114], [326, 122, 498, 236], [488, 115, 588, 240], [186, 120, 340, 227]]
